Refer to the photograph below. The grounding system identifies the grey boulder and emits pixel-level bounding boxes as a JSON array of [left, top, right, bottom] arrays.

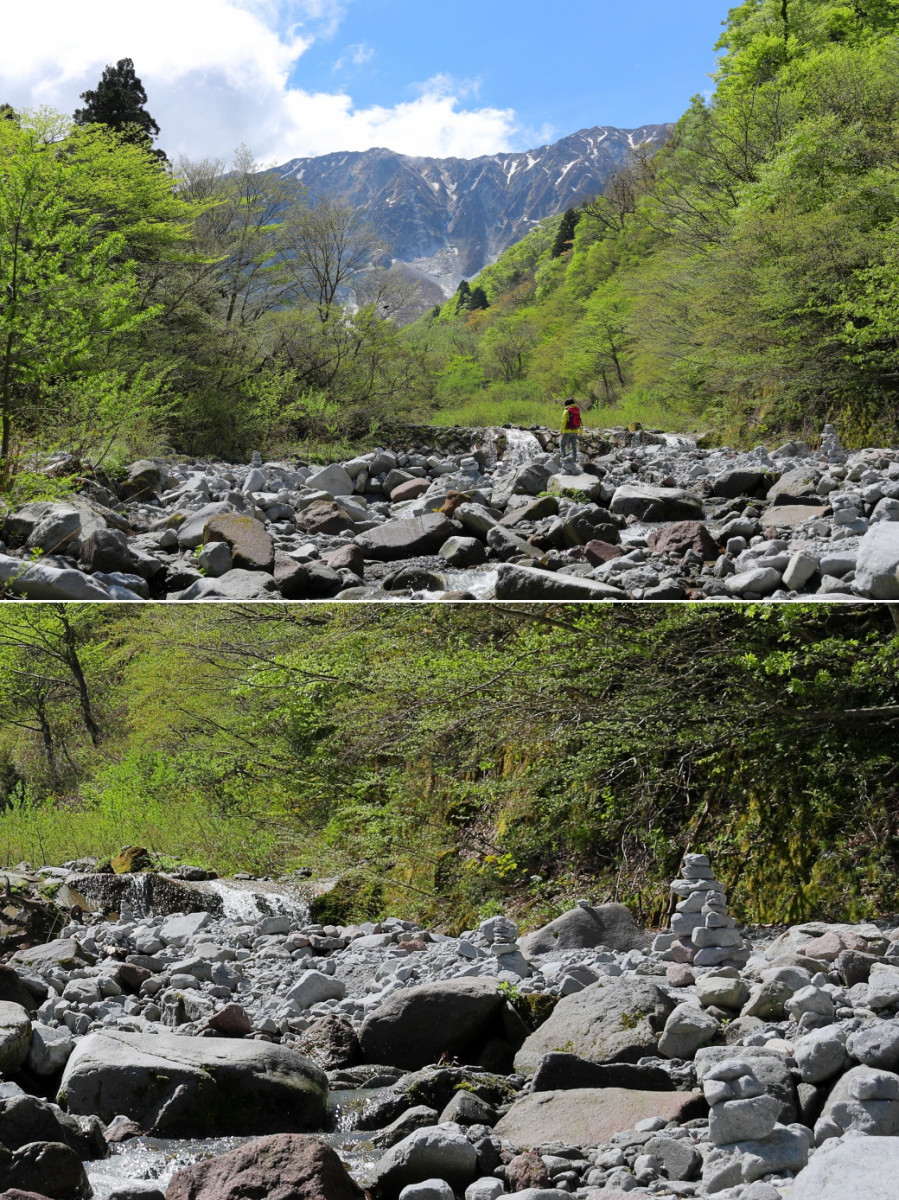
[[0, 1002, 32, 1074], [609, 484, 703, 521], [520, 904, 648, 956], [57, 1029, 328, 1136], [175, 569, 280, 601], [855, 522, 899, 599], [494, 563, 624, 600], [358, 978, 507, 1070], [790, 1135, 899, 1199], [514, 976, 674, 1075], [355, 514, 456, 561], [371, 1125, 478, 1199]]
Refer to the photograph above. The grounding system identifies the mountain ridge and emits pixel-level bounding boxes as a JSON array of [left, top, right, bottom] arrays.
[[276, 123, 673, 297]]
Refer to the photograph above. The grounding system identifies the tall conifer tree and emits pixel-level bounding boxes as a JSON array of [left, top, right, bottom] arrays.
[[75, 58, 165, 160]]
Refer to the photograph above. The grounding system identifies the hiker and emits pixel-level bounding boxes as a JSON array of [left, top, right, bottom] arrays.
[[560, 397, 582, 466]]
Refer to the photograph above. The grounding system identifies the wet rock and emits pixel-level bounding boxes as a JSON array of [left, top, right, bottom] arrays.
[[0, 1142, 91, 1200]]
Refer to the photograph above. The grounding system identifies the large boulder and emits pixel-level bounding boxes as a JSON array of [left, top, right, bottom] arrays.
[[520, 904, 648, 956], [166, 1134, 364, 1200], [0, 1004, 32, 1075], [355, 515, 455, 562], [202, 515, 274, 573], [494, 1087, 706, 1149], [0, 1141, 91, 1200], [494, 564, 624, 601], [175, 570, 280, 601], [855, 522, 899, 600], [609, 485, 703, 522], [370, 1126, 478, 1199], [514, 977, 674, 1075], [711, 469, 769, 499], [120, 459, 167, 500], [0, 1096, 104, 1158], [789, 1135, 899, 1199], [358, 978, 507, 1070], [304, 465, 355, 497], [57, 1030, 328, 1136], [646, 521, 719, 559], [766, 466, 820, 505], [0, 556, 111, 601], [818, 1064, 899, 1135], [174, 503, 236, 549]]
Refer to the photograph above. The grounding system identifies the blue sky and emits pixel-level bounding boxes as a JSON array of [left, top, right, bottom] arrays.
[[2, 1, 729, 163]]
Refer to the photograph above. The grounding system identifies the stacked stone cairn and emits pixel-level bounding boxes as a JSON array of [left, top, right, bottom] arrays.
[[701, 1057, 811, 1194], [653, 852, 751, 969]]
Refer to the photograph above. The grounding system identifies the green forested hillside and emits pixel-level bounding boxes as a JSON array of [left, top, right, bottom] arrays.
[[0, 604, 896, 930], [407, 0, 899, 445]]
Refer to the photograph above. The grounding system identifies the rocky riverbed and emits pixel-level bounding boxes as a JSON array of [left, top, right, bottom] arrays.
[[2, 425, 899, 602], [0, 855, 898, 1198]]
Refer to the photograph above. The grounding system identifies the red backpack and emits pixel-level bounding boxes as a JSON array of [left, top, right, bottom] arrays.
[[565, 404, 582, 430]]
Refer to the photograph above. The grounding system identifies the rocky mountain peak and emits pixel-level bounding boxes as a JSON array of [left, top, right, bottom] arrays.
[[277, 123, 672, 298]]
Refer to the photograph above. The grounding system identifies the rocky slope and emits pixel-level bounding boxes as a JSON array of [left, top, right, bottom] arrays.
[[277, 125, 672, 293], [2, 424, 899, 603], [0, 853, 898, 1197]]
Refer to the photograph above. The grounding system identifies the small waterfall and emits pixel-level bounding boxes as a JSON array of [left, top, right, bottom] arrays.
[[502, 428, 543, 468], [204, 879, 311, 924]]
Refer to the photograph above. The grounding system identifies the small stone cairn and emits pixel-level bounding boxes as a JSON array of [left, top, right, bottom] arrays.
[[701, 1057, 810, 1194], [819, 422, 848, 465], [653, 853, 750, 969]]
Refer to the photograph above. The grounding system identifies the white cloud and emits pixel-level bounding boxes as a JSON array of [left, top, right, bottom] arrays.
[[334, 43, 374, 70], [0, 0, 526, 163]]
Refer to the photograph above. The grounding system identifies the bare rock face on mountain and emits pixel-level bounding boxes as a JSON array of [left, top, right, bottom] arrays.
[[277, 125, 672, 294]]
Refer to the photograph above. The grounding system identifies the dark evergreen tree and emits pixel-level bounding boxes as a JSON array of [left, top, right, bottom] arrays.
[[74, 58, 166, 160], [468, 285, 489, 311], [0, 104, 16, 122], [550, 208, 581, 258], [455, 280, 472, 313]]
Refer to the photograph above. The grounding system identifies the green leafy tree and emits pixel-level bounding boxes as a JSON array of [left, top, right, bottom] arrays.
[[0, 112, 194, 485], [74, 57, 165, 160]]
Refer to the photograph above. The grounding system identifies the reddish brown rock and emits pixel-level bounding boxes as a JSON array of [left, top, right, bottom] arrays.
[[667, 964, 695, 988], [583, 539, 623, 565], [115, 963, 151, 993], [495, 1088, 706, 1149], [206, 1004, 252, 1038], [298, 502, 356, 536], [165, 1134, 365, 1200], [646, 520, 719, 560], [389, 478, 431, 503], [0, 1191, 56, 1200], [506, 1150, 551, 1191], [323, 544, 364, 575], [203, 515, 275, 573]]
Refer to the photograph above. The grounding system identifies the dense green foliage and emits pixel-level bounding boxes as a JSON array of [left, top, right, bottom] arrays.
[[406, 0, 899, 444], [0, 604, 896, 931], [0, 111, 430, 499]]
